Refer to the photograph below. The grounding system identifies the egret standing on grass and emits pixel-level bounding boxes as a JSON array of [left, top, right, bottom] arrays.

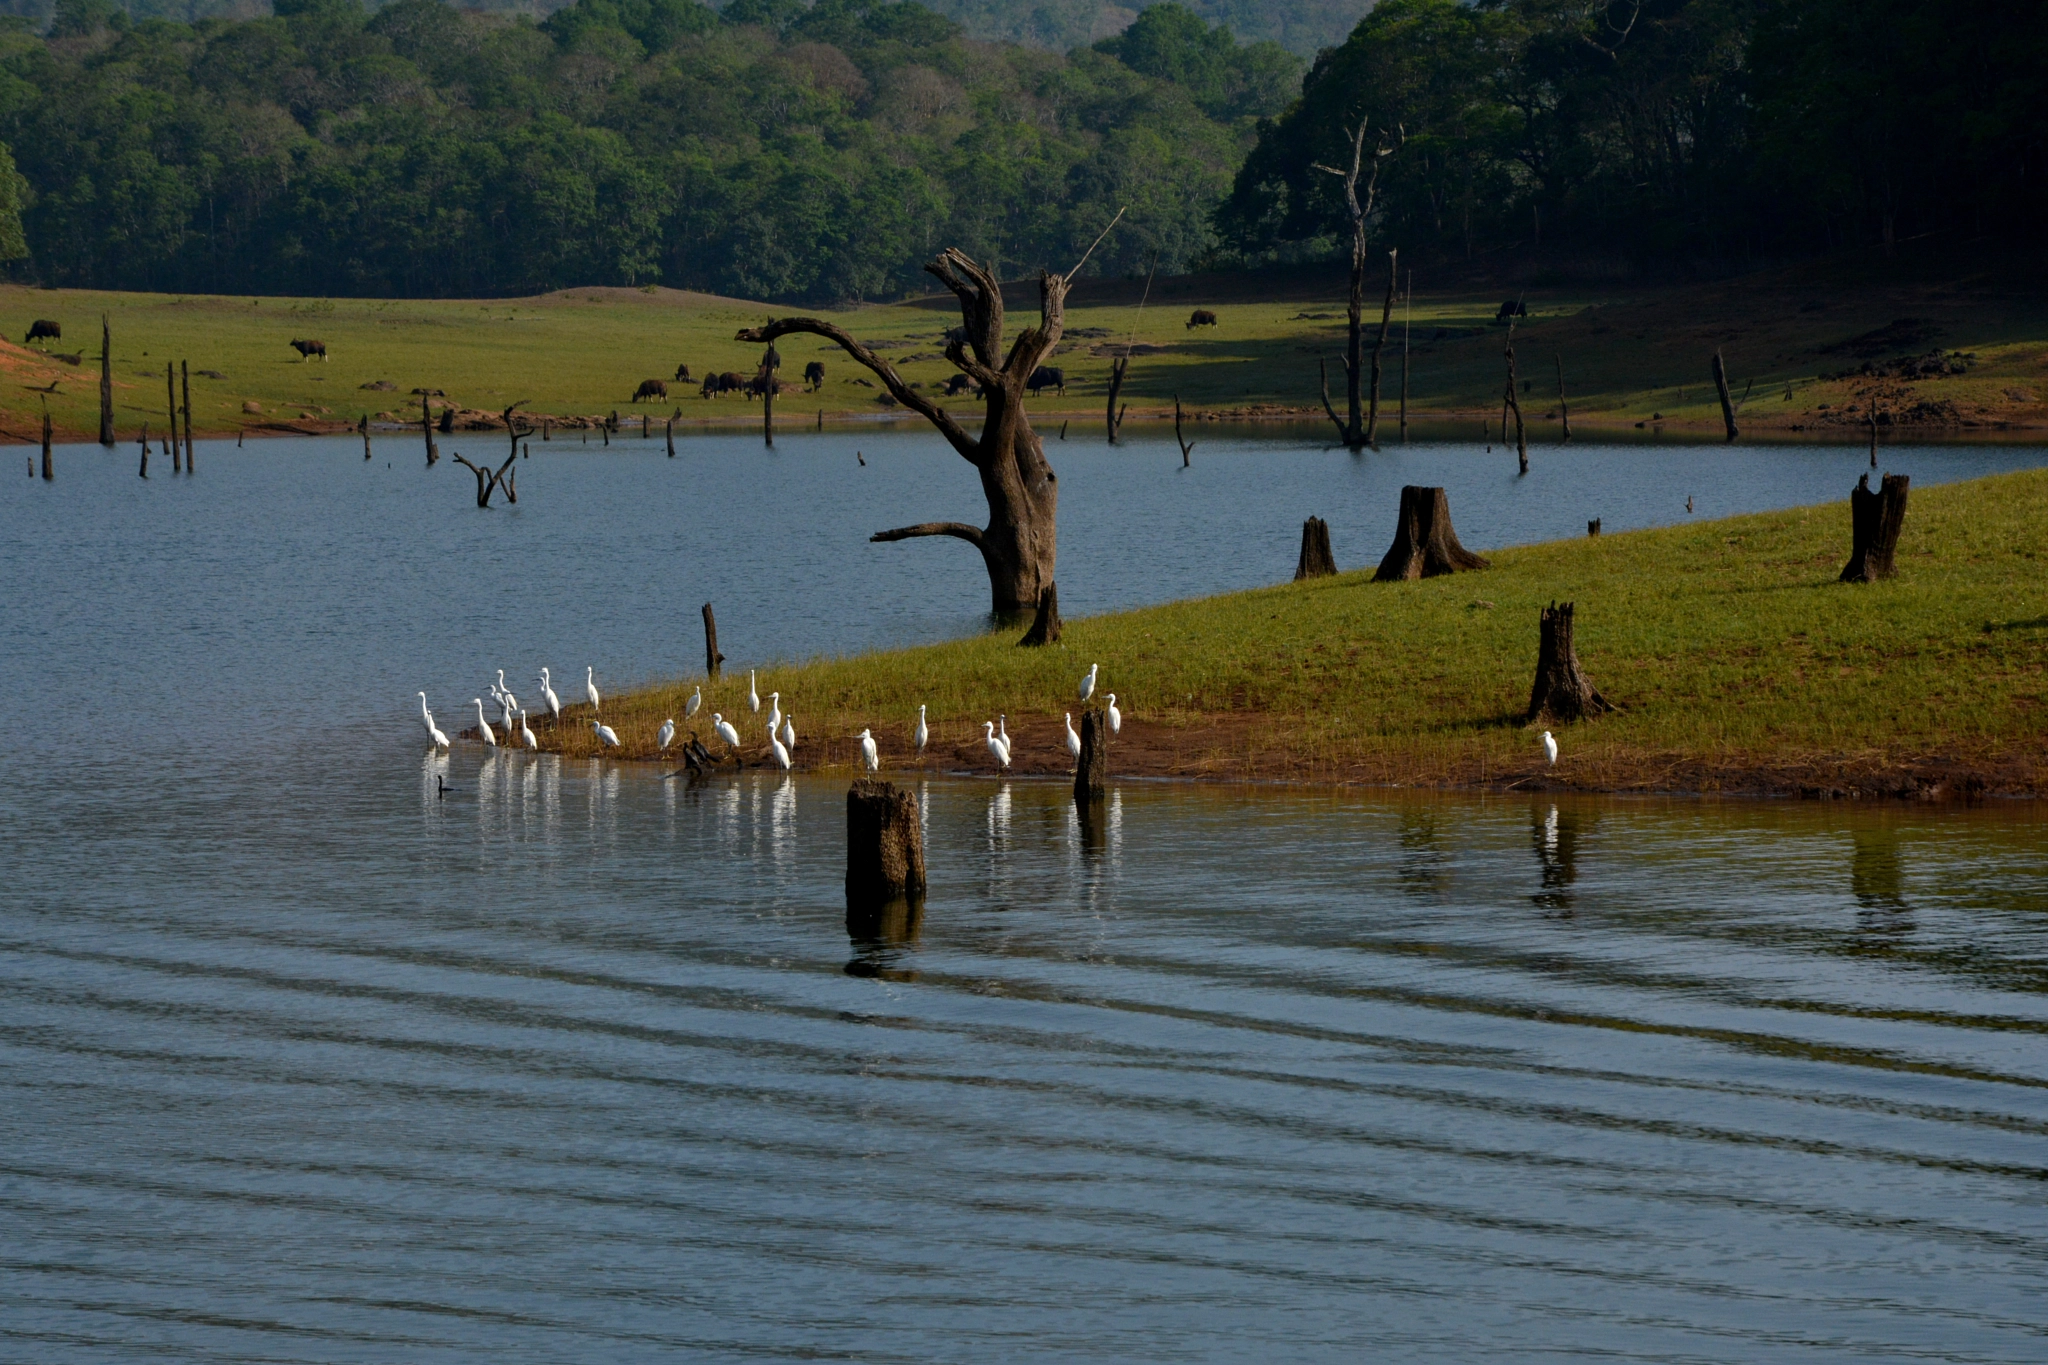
[[657, 718, 676, 751], [860, 729, 880, 772], [1106, 694, 1121, 735], [999, 715, 1010, 751], [779, 712, 795, 751], [473, 699, 497, 746], [984, 722, 1011, 770], [713, 713, 741, 749], [592, 718, 621, 749], [585, 667, 601, 714], [748, 671, 760, 713], [766, 692, 782, 736], [770, 734, 791, 770], [914, 704, 928, 753], [1064, 713, 1081, 760], [1079, 664, 1098, 703], [519, 709, 538, 750], [1542, 731, 1558, 765], [537, 668, 562, 725], [685, 687, 702, 720]]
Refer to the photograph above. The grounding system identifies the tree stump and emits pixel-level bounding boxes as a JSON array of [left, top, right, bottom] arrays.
[[1840, 473, 1909, 583], [1587, 518, 1601, 537], [701, 601, 725, 678], [1526, 601, 1612, 723], [1712, 350, 1739, 443], [1295, 516, 1337, 579], [1018, 582, 1062, 646], [40, 399, 52, 481], [846, 778, 926, 903], [98, 315, 114, 448], [1074, 707, 1107, 799], [1373, 486, 1489, 581]]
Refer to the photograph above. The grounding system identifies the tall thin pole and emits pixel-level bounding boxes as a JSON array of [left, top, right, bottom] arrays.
[[98, 315, 114, 447], [181, 361, 194, 471], [166, 362, 181, 473]]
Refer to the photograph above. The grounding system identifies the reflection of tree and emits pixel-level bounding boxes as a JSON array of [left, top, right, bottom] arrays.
[[1532, 804, 1580, 914], [1852, 828, 1913, 939], [1397, 809, 1448, 897], [846, 894, 924, 981]]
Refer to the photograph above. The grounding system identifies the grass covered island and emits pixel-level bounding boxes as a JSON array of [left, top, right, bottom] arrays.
[[497, 468, 2048, 799]]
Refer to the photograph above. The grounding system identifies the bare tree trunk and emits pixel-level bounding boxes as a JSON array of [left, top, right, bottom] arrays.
[[1526, 601, 1612, 723], [181, 361, 193, 471], [1399, 272, 1410, 441], [1840, 473, 1909, 582], [846, 778, 926, 906], [1712, 350, 1739, 443], [166, 363, 180, 473], [1554, 352, 1571, 443], [1075, 708, 1108, 798], [666, 417, 675, 457], [451, 454, 495, 507], [1504, 320, 1528, 474], [1018, 582, 1062, 646], [1366, 248, 1397, 445], [1106, 355, 1128, 443], [1313, 123, 1399, 451], [98, 316, 114, 448], [1374, 486, 1489, 580], [1295, 516, 1337, 579], [761, 345, 778, 447], [702, 602, 725, 678], [361, 413, 371, 460], [1173, 395, 1193, 466], [41, 398, 52, 480], [422, 393, 437, 466], [738, 248, 1071, 616]]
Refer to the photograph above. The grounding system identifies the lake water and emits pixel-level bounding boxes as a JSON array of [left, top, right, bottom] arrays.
[[4, 430, 2046, 1361]]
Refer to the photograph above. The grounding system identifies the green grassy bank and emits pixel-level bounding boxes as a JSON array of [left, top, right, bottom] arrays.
[[519, 468, 2048, 797]]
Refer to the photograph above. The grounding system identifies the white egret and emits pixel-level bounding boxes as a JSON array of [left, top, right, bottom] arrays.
[[519, 709, 538, 750], [748, 670, 760, 713], [766, 692, 782, 734], [713, 713, 741, 748], [983, 721, 1010, 769], [770, 735, 792, 770], [1079, 663, 1098, 702], [860, 729, 879, 772], [592, 718, 621, 749], [419, 694, 450, 750], [657, 718, 676, 751], [914, 704, 928, 752], [418, 691, 434, 729], [1064, 713, 1081, 760], [779, 713, 795, 750], [537, 668, 562, 724], [998, 714, 1010, 749], [495, 670, 518, 717], [500, 707, 518, 744], [685, 686, 702, 719], [1106, 693, 1121, 735], [1542, 730, 1558, 765], [585, 666, 601, 713], [472, 698, 497, 746]]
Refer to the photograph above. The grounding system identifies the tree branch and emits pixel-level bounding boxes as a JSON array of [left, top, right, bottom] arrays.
[[736, 317, 979, 462], [870, 521, 986, 548]]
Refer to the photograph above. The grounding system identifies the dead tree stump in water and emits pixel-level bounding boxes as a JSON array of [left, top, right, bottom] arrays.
[[166, 363, 181, 473], [1295, 516, 1337, 579], [702, 602, 725, 678], [98, 315, 114, 448], [1587, 518, 1601, 537], [1712, 350, 1739, 443], [1840, 473, 1910, 583], [1075, 707, 1107, 799], [846, 778, 926, 904], [421, 393, 438, 466], [1374, 486, 1489, 581], [181, 361, 193, 471], [41, 399, 53, 480], [1503, 319, 1528, 474], [1106, 355, 1129, 443], [1018, 583, 1062, 646], [1526, 601, 1612, 723]]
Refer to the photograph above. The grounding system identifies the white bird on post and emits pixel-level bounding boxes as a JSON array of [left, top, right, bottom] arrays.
[[914, 704, 928, 752], [657, 717, 676, 751], [859, 728, 879, 772], [984, 722, 1010, 770], [1542, 731, 1558, 765], [685, 686, 702, 719], [473, 698, 497, 746], [748, 670, 760, 713], [537, 668, 562, 724], [1079, 663, 1098, 703], [519, 709, 538, 750], [713, 713, 741, 748], [585, 666, 601, 714], [1106, 693, 1121, 735], [1065, 713, 1081, 760]]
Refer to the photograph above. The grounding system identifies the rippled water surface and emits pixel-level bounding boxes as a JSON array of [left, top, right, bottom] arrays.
[[3, 433, 2046, 1361]]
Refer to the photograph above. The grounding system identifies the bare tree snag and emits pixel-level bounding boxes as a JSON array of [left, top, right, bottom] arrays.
[[1503, 319, 1528, 474], [1841, 473, 1909, 583], [760, 344, 779, 446], [1312, 121, 1401, 450], [1018, 582, 1062, 646], [1399, 272, 1411, 440], [737, 246, 1072, 616], [1554, 352, 1571, 442], [41, 398, 52, 480], [501, 401, 533, 467], [1588, 518, 1601, 536], [451, 453, 495, 507], [361, 413, 371, 460], [1366, 247, 1397, 444], [1374, 486, 1489, 581], [1106, 354, 1129, 443], [1075, 708, 1108, 798], [98, 315, 113, 447], [1868, 408, 1879, 467], [1295, 516, 1337, 579], [139, 439, 148, 478], [437, 403, 455, 435], [181, 361, 193, 470], [1712, 350, 1739, 442], [846, 778, 926, 906], [1174, 395, 1194, 466], [666, 417, 675, 457], [421, 393, 437, 466], [1527, 601, 1612, 723], [165, 363, 180, 473], [702, 602, 725, 678]]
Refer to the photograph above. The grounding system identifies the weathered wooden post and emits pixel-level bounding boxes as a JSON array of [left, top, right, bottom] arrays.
[[98, 315, 114, 448], [762, 344, 779, 447], [1503, 319, 1528, 474], [1106, 354, 1129, 443], [1840, 473, 1909, 583], [846, 778, 925, 904], [1018, 583, 1062, 646], [1526, 601, 1612, 723], [165, 363, 181, 473], [1868, 409, 1879, 467], [1173, 395, 1193, 467], [1712, 350, 1739, 443], [360, 413, 371, 460], [1075, 707, 1107, 799], [1374, 487, 1489, 580], [1295, 516, 1337, 579], [702, 602, 725, 678], [665, 417, 675, 457], [1587, 518, 1601, 537], [1555, 352, 1571, 442], [180, 361, 193, 471], [40, 398, 53, 480], [542, 417, 551, 441], [421, 393, 437, 466]]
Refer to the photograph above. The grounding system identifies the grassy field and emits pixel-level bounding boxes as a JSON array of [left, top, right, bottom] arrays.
[[510, 467, 2048, 797], [7, 242, 2048, 443]]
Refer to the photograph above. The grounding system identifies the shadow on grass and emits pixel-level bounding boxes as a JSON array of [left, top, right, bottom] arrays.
[[1982, 616, 2048, 632]]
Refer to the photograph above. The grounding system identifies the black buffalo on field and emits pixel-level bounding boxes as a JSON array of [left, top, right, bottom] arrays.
[[1493, 300, 1527, 323], [804, 360, 825, 391], [943, 373, 977, 397], [1026, 365, 1065, 397], [290, 338, 327, 361], [633, 378, 667, 402], [26, 319, 60, 346], [673, 363, 693, 382], [701, 371, 746, 397], [1186, 308, 1219, 329]]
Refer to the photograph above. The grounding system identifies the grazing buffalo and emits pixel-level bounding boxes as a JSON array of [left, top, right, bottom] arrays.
[[1493, 300, 1527, 323], [943, 373, 976, 397], [1026, 365, 1065, 397], [634, 378, 667, 402], [1186, 308, 1219, 329], [804, 360, 825, 391], [290, 338, 327, 361], [701, 371, 746, 398], [26, 319, 60, 346], [673, 363, 693, 382]]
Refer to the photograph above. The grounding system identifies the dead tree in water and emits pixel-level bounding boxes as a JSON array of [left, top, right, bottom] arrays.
[[1173, 395, 1194, 466], [450, 445, 519, 508], [846, 778, 926, 906], [1374, 486, 1488, 580], [1312, 121, 1401, 450], [1554, 353, 1571, 442], [181, 361, 193, 471], [1075, 707, 1108, 798], [702, 602, 725, 678], [737, 234, 1113, 616], [1503, 319, 1528, 473], [165, 363, 181, 473], [98, 316, 114, 447], [1106, 354, 1129, 443], [1366, 248, 1398, 444], [760, 345, 779, 447], [1526, 601, 1612, 723], [1711, 350, 1739, 442], [1018, 583, 1062, 646], [41, 398, 53, 480], [1840, 473, 1909, 582], [421, 393, 438, 466], [1295, 517, 1337, 579]]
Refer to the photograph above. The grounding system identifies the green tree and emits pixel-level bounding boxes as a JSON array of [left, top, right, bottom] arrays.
[[0, 139, 25, 263]]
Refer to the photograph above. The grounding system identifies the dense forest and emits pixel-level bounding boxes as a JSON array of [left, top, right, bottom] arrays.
[[0, 0, 2042, 301]]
